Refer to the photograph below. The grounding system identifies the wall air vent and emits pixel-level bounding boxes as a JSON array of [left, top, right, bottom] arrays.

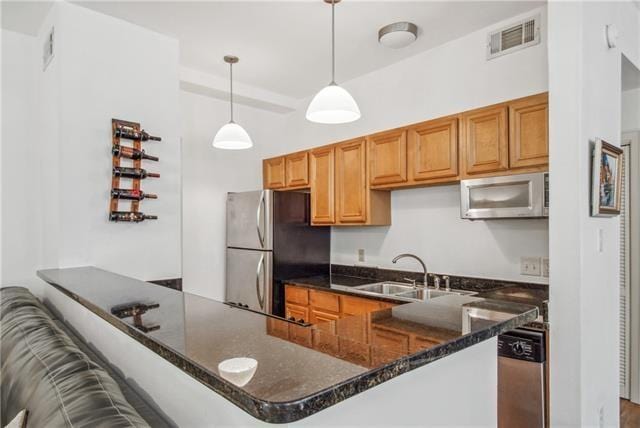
[[487, 15, 540, 60]]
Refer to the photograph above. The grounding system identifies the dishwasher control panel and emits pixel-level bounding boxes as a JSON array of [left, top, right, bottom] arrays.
[[498, 328, 545, 362]]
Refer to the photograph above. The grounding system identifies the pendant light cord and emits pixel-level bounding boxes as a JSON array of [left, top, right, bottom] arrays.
[[331, 0, 336, 85], [229, 62, 234, 123]]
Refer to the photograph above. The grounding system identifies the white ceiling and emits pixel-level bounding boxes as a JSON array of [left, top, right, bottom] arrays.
[[1, 1, 53, 35], [72, 1, 543, 99], [2, 1, 544, 99]]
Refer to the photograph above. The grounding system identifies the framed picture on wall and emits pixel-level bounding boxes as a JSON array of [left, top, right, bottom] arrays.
[[591, 139, 623, 217]]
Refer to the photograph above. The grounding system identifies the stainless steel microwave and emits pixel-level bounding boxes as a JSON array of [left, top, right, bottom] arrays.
[[460, 172, 549, 219]]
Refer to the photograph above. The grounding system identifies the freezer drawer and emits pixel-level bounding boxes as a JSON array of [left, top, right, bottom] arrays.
[[227, 190, 272, 250], [225, 248, 272, 313]]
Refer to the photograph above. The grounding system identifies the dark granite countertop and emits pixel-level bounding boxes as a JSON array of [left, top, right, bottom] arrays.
[[288, 266, 549, 324], [38, 267, 538, 424]]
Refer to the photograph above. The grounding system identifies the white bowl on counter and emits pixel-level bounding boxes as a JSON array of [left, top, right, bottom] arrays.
[[218, 357, 258, 387]]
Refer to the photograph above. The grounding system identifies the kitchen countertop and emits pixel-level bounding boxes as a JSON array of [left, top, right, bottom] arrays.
[[38, 267, 538, 424], [287, 271, 549, 325]]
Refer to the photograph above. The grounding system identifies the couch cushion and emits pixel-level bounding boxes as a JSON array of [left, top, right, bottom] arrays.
[[1, 287, 151, 428]]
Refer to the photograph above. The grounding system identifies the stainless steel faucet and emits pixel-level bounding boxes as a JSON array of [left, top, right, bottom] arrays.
[[392, 253, 428, 287]]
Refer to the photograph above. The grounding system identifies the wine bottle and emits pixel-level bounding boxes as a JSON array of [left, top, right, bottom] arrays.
[[115, 126, 161, 142], [113, 166, 160, 179], [109, 211, 158, 222], [112, 145, 159, 161], [111, 188, 158, 201]]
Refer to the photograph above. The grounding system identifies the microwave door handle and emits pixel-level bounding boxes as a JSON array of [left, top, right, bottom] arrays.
[[256, 254, 265, 310], [256, 191, 265, 248]]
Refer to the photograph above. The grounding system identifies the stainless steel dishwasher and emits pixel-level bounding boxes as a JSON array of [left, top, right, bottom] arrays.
[[498, 328, 547, 428]]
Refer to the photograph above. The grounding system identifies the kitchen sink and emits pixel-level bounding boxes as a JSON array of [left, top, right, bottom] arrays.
[[350, 281, 476, 302], [353, 282, 416, 295]]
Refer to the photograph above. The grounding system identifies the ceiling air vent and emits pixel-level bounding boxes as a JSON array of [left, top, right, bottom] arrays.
[[487, 15, 540, 60]]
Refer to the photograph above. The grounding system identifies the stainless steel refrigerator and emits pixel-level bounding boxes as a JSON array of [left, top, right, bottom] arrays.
[[225, 190, 330, 317]]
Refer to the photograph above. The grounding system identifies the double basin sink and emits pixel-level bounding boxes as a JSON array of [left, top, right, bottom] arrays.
[[349, 281, 476, 302]]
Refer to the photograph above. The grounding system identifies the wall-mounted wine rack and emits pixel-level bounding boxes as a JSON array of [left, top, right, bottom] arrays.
[[109, 118, 161, 223]]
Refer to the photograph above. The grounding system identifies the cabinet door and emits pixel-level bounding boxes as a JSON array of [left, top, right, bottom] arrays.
[[285, 151, 310, 188], [336, 139, 367, 223], [509, 93, 549, 169], [462, 106, 508, 175], [310, 146, 335, 225], [368, 129, 407, 186], [285, 303, 309, 324], [409, 117, 458, 181], [263, 156, 286, 189], [309, 309, 339, 333]]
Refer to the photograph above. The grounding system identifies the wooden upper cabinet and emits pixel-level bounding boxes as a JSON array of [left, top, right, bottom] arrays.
[[509, 93, 549, 169], [368, 129, 407, 186], [336, 139, 368, 223], [462, 106, 509, 176], [285, 151, 310, 188], [263, 156, 286, 189], [409, 117, 458, 182], [310, 146, 335, 225]]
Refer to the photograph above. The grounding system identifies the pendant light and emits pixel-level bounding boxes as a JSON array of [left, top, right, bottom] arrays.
[[306, 0, 360, 124], [213, 55, 253, 150]]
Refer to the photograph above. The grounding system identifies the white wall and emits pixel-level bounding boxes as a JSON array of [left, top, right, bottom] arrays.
[[281, 6, 550, 283], [0, 29, 42, 295], [1, 2, 183, 287], [180, 90, 285, 300], [622, 87, 640, 132], [548, 1, 640, 426]]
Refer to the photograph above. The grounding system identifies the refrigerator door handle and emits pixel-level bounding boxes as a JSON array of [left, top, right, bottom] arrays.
[[256, 254, 265, 310], [256, 191, 265, 248]]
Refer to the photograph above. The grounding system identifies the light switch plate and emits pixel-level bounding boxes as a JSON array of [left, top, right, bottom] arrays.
[[542, 258, 549, 277], [521, 257, 542, 276], [357, 249, 365, 262]]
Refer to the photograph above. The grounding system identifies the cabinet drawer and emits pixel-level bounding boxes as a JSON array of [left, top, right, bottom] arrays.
[[309, 290, 340, 313], [341, 295, 384, 315], [285, 285, 309, 305]]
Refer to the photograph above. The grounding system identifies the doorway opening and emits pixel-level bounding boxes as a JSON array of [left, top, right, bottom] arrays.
[[620, 55, 640, 425]]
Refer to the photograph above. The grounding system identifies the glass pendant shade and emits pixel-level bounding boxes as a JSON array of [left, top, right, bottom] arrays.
[[212, 122, 253, 150], [213, 55, 252, 150], [306, 83, 361, 124]]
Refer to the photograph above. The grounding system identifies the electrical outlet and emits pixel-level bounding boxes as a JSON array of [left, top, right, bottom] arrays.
[[357, 249, 365, 262], [542, 258, 549, 277], [521, 257, 542, 276]]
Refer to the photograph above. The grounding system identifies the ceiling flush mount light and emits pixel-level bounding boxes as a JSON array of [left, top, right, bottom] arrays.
[[378, 22, 418, 49], [306, 0, 361, 124], [213, 55, 253, 150]]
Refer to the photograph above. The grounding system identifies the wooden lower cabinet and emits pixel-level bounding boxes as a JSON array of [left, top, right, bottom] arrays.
[[309, 309, 340, 332], [285, 303, 309, 324], [278, 284, 456, 368]]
